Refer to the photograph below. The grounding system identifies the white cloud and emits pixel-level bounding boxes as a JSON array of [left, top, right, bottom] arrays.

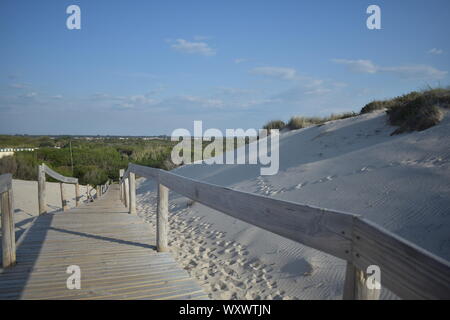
[[428, 48, 443, 55], [170, 39, 216, 56], [332, 58, 447, 80], [380, 65, 447, 79], [181, 95, 224, 108], [9, 83, 28, 89], [216, 87, 255, 96], [332, 59, 378, 74], [251, 67, 297, 80]]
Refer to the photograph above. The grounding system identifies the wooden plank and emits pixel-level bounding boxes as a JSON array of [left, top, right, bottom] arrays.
[[352, 217, 450, 300], [1, 190, 16, 268], [158, 171, 354, 260], [128, 163, 159, 179], [157, 183, 169, 252], [43, 164, 78, 184], [0, 184, 205, 300], [0, 173, 12, 194]]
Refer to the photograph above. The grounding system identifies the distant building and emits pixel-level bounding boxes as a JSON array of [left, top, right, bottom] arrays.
[[0, 147, 37, 159]]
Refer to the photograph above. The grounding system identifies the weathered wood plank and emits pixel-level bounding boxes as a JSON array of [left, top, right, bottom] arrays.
[[352, 217, 450, 300], [158, 171, 354, 260], [0, 184, 205, 300], [43, 164, 78, 184]]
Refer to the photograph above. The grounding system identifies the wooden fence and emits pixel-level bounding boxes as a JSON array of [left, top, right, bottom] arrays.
[[119, 163, 450, 300], [0, 164, 110, 268]]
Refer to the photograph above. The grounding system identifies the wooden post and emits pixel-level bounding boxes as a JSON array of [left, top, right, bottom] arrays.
[[343, 262, 381, 300], [1, 190, 16, 268], [60, 183, 68, 211], [38, 165, 47, 215], [96, 186, 100, 199], [157, 183, 169, 252], [75, 183, 80, 207], [119, 169, 124, 202], [124, 177, 130, 208], [129, 172, 136, 215]]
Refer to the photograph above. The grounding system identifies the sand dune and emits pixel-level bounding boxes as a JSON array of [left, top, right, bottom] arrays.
[[136, 110, 450, 299], [6, 110, 449, 299]]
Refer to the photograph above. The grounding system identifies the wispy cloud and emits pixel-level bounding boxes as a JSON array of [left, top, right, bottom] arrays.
[[170, 38, 216, 56], [332, 59, 378, 74], [251, 66, 297, 80], [234, 58, 247, 64], [332, 58, 447, 80], [428, 48, 443, 55], [9, 83, 29, 89]]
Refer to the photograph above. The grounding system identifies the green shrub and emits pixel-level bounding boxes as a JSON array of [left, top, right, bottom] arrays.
[[387, 96, 444, 135], [361, 100, 388, 114]]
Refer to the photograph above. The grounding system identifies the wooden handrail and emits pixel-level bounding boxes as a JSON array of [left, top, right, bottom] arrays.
[[0, 173, 16, 268], [38, 163, 81, 214], [120, 162, 450, 300]]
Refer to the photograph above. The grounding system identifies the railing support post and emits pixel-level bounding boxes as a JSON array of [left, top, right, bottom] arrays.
[[124, 177, 130, 208], [75, 183, 80, 207], [119, 169, 124, 202], [96, 186, 100, 199], [343, 262, 381, 300], [1, 189, 16, 268], [129, 172, 136, 215], [157, 183, 169, 252], [60, 183, 68, 211], [38, 164, 47, 215]]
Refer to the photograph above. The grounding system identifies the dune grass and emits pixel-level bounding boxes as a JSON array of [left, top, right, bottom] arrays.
[[263, 87, 449, 135]]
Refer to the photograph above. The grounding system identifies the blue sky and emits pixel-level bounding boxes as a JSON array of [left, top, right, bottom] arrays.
[[1, 0, 449, 135]]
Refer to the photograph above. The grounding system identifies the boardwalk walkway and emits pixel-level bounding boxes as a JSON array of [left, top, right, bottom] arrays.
[[0, 185, 207, 300]]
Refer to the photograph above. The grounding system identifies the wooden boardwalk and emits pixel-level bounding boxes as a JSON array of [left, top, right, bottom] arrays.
[[0, 185, 207, 300]]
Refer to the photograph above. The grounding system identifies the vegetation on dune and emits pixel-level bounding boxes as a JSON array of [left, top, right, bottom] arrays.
[[262, 120, 286, 133], [263, 87, 449, 135], [361, 87, 449, 135], [286, 112, 357, 130]]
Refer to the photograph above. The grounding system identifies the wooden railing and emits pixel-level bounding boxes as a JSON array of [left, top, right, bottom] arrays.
[[0, 173, 15, 268], [37, 163, 110, 214], [119, 163, 450, 300], [0, 164, 109, 268]]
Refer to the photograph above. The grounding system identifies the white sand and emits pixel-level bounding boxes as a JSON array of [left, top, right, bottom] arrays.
[[135, 110, 450, 300]]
